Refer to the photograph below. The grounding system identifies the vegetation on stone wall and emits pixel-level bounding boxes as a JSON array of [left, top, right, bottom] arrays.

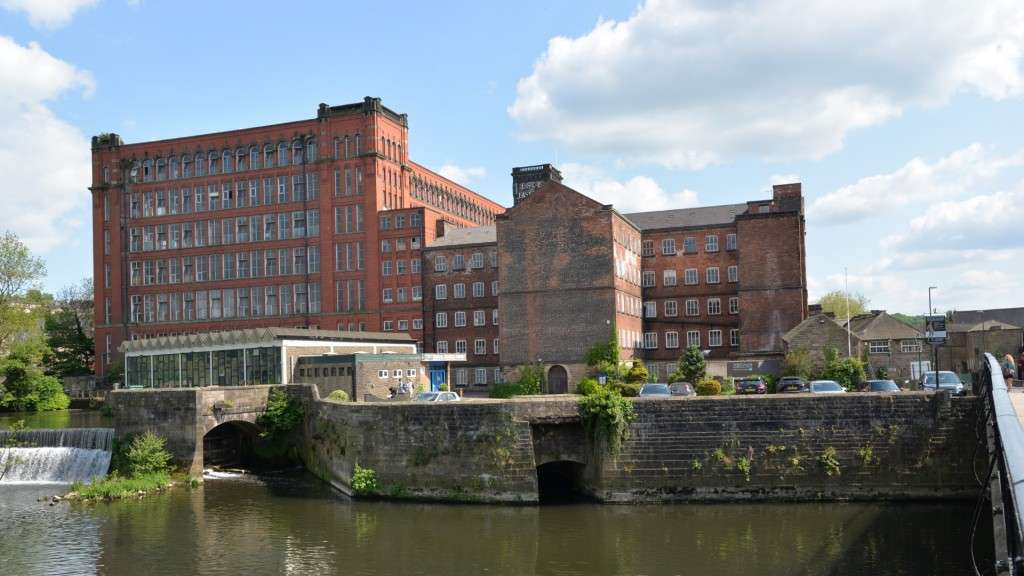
[[326, 389, 350, 402], [490, 363, 544, 398], [258, 389, 304, 437], [578, 385, 635, 456], [351, 464, 378, 495]]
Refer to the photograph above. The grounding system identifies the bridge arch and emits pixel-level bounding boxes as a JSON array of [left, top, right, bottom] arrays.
[[202, 420, 261, 469]]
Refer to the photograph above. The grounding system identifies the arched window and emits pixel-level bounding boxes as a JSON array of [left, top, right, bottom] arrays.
[[222, 149, 233, 173], [236, 148, 247, 171], [194, 153, 205, 177], [208, 151, 219, 175], [250, 146, 260, 170], [169, 157, 179, 179], [354, 134, 360, 156], [131, 160, 141, 183], [264, 144, 275, 168], [278, 142, 289, 166], [292, 139, 304, 164], [306, 137, 316, 162], [155, 157, 166, 181], [344, 136, 350, 159], [142, 158, 153, 182], [182, 154, 192, 178]]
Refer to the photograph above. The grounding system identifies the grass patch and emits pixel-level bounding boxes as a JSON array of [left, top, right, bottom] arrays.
[[69, 472, 174, 501]]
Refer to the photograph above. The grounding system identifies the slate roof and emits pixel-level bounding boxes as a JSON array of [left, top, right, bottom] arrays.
[[783, 313, 858, 345], [622, 203, 749, 231], [950, 308, 1024, 331], [426, 225, 496, 248], [121, 327, 414, 354], [843, 312, 923, 341]]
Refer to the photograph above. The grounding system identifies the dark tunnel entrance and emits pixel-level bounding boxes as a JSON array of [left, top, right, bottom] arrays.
[[203, 421, 259, 469], [536, 461, 588, 504]]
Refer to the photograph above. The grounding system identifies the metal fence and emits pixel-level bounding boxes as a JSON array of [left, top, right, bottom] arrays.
[[982, 352, 1024, 574]]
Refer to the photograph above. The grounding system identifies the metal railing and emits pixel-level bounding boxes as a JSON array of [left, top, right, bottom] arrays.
[[982, 352, 1024, 574]]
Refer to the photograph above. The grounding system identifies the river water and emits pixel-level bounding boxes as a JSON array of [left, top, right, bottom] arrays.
[[0, 412, 992, 575]]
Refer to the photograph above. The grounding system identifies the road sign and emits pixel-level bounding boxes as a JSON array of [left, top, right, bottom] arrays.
[[925, 315, 947, 344]]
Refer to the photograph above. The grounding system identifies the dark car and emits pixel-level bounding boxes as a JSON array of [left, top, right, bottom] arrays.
[[921, 371, 966, 396], [669, 382, 695, 397], [639, 383, 671, 397], [736, 377, 767, 395], [862, 379, 900, 393], [777, 376, 809, 393]]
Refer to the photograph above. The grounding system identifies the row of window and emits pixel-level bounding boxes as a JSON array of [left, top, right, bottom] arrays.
[[643, 297, 740, 318], [128, 174, 323, 220], [643, 328, 740, 350], [375, 368, 420, 380], [434, 309, 498, 328], [434, 338, 499, 356], [127, 283, 321, 324], [130, 137, 328, 184], [452, 367, 503, 387], [129, 247, 320, 287], [432, 251, 497, 272], [433, 281, 499, 300], [379, 213, 423, 230], [616, 292, 643, 318], [129, 209, 320, 252], [380, 258, 422, 277], [869, 340, 924, 354], [381, 318, 424, 332], [335, 279, 367, 313], [380, 237, 422, 253], [381, 286, 423, 304], [642, 266, 737, 287], [644, 233, 737, 256], [410, 174, 497, 226]]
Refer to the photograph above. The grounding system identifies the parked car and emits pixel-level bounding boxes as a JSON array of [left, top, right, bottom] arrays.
[[736, 377, 767, 395], [921, 371, 966, 396], [669, 382, 696, 397], [862, 379, 901, 393], [809, 380, 846, 394], [414, 391, 461, 402], [639, 383, 671, 397], [777, 376, 809, 393]]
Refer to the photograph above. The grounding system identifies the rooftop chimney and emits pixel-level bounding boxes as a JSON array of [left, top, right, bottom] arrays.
[[511, 164, 562, 206]]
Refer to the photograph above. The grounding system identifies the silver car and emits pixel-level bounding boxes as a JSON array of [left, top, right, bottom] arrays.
[[809, 380, 846, 394], [414, 391, 461, 402], [921, 371, 966, 396], [639, 383, 671, 397]]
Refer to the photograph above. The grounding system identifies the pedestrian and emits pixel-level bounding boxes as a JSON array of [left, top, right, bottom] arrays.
[[1005, 353, 1018, 387]]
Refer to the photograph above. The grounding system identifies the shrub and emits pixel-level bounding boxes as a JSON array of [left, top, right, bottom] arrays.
[[720, 378, 736, 395], [578, 386, 636, 456], [515, 363, 545, 395], [624, 360, 649, 384], [351, 464, 378, 495], [695, 378, 721, 396], [611, 381, 642, 397], [577, 377, 601, 397], [258, 389, 304, 437], [875, 366, 889, 379], [782, 348, 814, 380], [326, 389, 350, 402], [672, 345, 706, 384], [124, 432, 173, 477], [71, 471, 172, 501], [819, 446, 841, 477]]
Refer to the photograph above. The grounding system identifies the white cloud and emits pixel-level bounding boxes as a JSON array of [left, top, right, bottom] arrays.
[[437, 164, 487, 186], [808, 144, 1024, 224], [1, 0, 98, 28], [0, 36, 94, 253], [560, 162, 698, 212], [510, 0, 1024, 168], [883, 185, 1024, 252]]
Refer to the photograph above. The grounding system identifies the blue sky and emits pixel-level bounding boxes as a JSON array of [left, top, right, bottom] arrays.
[[2, 0, 1023, 315]]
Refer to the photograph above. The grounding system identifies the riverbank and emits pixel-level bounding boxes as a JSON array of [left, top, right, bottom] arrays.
[[63, 472, 185, 502]]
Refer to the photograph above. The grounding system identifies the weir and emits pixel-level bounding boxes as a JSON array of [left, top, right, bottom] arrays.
[[0, 428, 114, 483]]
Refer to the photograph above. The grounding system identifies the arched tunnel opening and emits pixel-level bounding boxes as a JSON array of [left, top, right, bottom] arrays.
[[203, 421, 259, 470], [536, 461, 588, 504]]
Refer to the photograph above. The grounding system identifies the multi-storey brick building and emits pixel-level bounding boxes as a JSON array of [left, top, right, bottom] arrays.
[[90, 97, 503, 378], [419, 169, 806, 392], [421, 227, 501, 389]]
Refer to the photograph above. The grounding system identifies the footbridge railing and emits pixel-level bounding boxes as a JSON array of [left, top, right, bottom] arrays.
[[981, 352, 1024, 574]]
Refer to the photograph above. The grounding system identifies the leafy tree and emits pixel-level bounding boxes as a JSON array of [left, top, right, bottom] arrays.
[[671, 345, 706, 383], [0, 340, 70, 412], [0, 232, 47, 353], [817, 290, 869, 318], [782, 348, 814, 380], [821, 346, 867, 391], [584, 328, 622, 381], [43, 306, 94, 377], [891, 313, 925, 331]]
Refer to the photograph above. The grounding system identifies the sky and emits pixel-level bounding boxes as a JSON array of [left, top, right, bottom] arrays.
[[2, 0, 1023, 316]]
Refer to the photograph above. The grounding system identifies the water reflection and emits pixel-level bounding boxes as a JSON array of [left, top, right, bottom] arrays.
[[0, 471, 990, 576], [0, 410, 111, 430]]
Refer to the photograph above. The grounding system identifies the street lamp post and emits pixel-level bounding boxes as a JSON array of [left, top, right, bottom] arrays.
[[928, 286, 938, 392]]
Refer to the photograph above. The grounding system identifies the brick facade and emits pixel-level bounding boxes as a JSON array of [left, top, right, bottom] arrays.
[[91, 97, 503, 377]]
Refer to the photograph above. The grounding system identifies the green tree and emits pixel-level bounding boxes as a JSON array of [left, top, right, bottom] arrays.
[[782, 348, 814, 379], [671, 345, 706, 383], [821, 346, 867, 391], [0, 340, 70, 412], [624, 360, 649, 384], [0, 232, 47, 353], [43, 306, 94, 377], [584, 327, 621, 381], [816, 290, 869, 318]]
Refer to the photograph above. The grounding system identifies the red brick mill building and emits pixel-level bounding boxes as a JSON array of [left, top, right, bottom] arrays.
[[91, 99, 807, 390]]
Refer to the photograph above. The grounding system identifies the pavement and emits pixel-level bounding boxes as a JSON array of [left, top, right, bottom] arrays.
[[1009, 385, 1024, 427]]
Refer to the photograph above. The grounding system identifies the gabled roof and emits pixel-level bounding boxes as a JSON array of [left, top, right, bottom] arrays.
[[121, 327, 414, 354], [426, 225, 496, 248], [623, 203, 749, 231], [783, 313, 858, 345], [955, 320, 1022, 333], [950, 307, 1024, 330], [843, 311, 923, 340]]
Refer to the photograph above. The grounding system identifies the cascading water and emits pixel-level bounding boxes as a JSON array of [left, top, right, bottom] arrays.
[[0, 428, 113, 484]]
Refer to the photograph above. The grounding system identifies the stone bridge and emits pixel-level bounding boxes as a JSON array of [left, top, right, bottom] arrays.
[[111, 386, 983, 503], [109, 384, 313, 475]]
